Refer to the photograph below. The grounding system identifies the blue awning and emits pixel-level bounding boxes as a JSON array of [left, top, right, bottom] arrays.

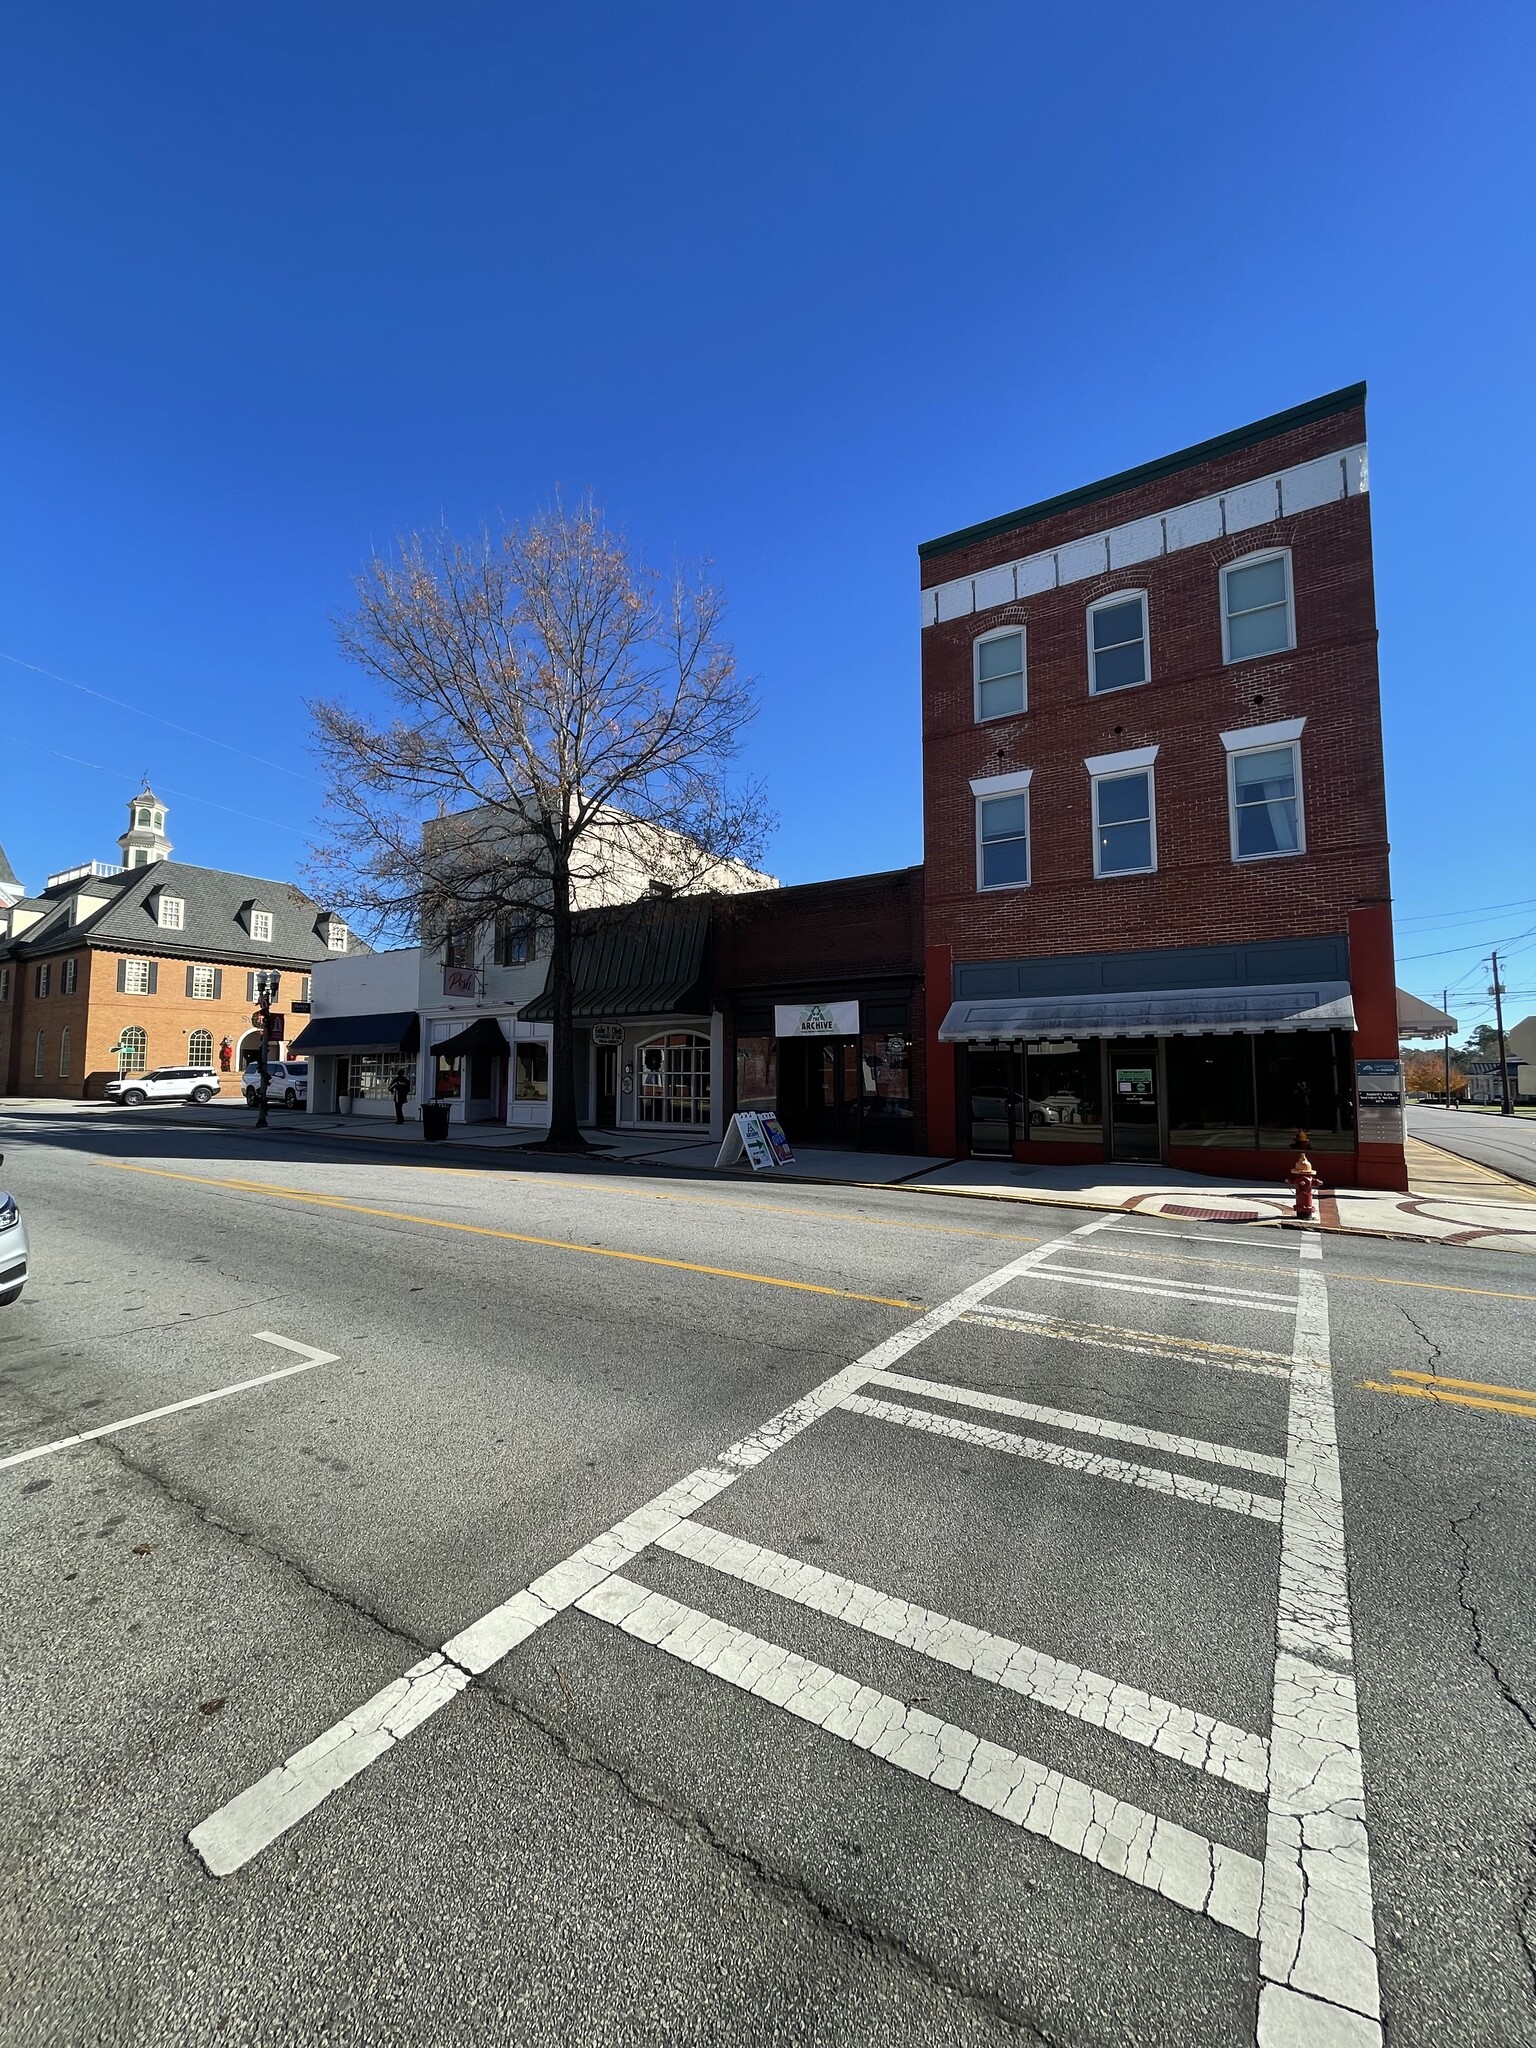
[[289, 1011, 420, 1055]]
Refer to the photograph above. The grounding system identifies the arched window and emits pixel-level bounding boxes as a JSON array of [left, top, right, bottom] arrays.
[[636, 1032, 711, 1125], [137, 807, 152, 828], [59, 1027, 71, 1078], [188, 1028, 214, 1069], [34, 1031, 45, 1077], [118, 1026, 147, 1075]]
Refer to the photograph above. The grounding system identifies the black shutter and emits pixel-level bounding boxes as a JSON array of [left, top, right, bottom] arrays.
[[147, 962, 159, 995], [116, 959, 127, 993], [246, 971, 256, 1002], [213, 969, 223, 999], [185, 966, 196, 998]]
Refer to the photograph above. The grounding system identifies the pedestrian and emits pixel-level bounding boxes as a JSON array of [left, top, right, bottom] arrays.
[[388, 1069, 412, 1124]]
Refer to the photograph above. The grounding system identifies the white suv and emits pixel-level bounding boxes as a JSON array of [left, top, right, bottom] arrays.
[[106, 1066, 221, 1107], [242, 1060, 309, 1108]]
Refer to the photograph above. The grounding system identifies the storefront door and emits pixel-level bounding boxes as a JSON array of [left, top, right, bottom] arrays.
[[1108, 1042, 1161, 1162], [778, 1037, 860, 1146], [596, 1046, 618, 1128], [966, 1047, 1018, 1156]]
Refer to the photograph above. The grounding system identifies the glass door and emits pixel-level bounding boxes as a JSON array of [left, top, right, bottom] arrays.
[[1108, 1042, 1162, 1162], [967, 1047, 1020, 1156]]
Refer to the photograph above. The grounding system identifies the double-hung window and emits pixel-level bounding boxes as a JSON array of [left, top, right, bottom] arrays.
[[158, 894, 184, 930], [1087, 593, 1149, 694], [123, 958, 152, 994], [1221, 550, 1293, 661], [35, 963, 51, 998], [62, 958, 77, 994], [249, 909, 273, 942], [971, 770, 1033, 890], [326, 920, 349, 952], [1086, 746, 1158, 876], [190, 965, 217, 1000], [1222, 719, 1306, 860], [974, 629, 1026, 722]]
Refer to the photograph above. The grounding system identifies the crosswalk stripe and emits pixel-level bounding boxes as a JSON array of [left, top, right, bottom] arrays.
[[577, 1574, 1263, 1937], [1022, 1268, 1297, 1313], [843, 1393, 1283, 1522], [868, 1368, 1285, 1478], [961, 1305, 1294, 1378], [658, 1520, 1270, 1791]]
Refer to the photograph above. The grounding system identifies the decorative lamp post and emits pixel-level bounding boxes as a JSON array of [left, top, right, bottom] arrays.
[[252, 970, 279, 1129]]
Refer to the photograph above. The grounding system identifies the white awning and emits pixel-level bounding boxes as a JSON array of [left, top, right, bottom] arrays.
[[1396, 987, 1458, 1038], [937, 981, 1356, 1043]]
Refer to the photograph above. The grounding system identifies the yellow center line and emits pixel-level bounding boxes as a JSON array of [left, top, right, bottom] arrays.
[[1358, 1380, 1536, 1420], [1389, 1367, 1536, 1402], [101, 1161, 923, 1311]]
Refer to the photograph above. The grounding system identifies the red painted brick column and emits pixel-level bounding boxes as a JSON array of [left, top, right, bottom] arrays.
[[924, 942, 957, 1156], [1348, 902, 1407, 1190]]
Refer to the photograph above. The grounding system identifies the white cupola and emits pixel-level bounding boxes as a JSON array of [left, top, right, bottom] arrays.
[[118, 787, 173, 869]]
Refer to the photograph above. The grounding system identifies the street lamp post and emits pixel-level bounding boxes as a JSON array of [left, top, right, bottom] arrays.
[[253, 971, 278, 1129]]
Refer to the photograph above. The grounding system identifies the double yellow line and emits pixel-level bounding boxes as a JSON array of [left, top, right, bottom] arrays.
[[1359, 1368, 1536, 1420]]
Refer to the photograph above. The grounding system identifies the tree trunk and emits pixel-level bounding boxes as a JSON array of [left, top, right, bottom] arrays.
[[542, 865, 586, 1149]]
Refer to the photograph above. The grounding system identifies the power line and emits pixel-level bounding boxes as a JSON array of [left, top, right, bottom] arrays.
[[1396, 894, 1536, 925], [8, 736, 312, 838]]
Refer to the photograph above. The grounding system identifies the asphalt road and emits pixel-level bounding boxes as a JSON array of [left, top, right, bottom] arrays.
[[1408, 1102, 1536, 1188], [2, 1104, 1534, 2048]]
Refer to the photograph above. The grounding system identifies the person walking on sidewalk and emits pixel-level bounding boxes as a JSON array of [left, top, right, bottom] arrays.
[[388, 1070, 412, 1124]]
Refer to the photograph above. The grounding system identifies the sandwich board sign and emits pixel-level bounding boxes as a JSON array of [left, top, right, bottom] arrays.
[[715, 1111, 796, 1172]]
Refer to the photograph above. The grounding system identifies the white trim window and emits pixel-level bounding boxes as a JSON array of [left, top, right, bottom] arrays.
[[58, 1027, 71, 1078], [970, 769, 1033, 891], [34, 1030, 45, 1077], [189, 1027, 214, 1068], [1221, 549, 1294, 662], [123, 958, 152, 995], [157, 894, 184, 930], [973, 627, 1026, 722], [35, 963, 51, 998], [1223, 720, 1306, 860], [1086, 745, 1159, 876], [1086, 591, 1149, 695], [117, 1025, 147, 1074], [326, 920, 349, 952], [249, 909, 273, 942], [62, 958, 77, 994], [190, 964, 217, 1000]]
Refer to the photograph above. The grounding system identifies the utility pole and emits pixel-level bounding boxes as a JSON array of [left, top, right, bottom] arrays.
[[1490, 952, 1514, 1117], [1443, 985, 1453, 1107]]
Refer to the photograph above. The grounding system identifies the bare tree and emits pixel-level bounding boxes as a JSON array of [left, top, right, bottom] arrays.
[[308, 497, 773, 1148]]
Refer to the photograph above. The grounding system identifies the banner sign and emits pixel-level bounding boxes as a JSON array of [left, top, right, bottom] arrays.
[[1355, 1058, 1404, 1144], [443, 966, 477, 997], [774, 1001, 859, 1038], [715, 1111, 795, 1173]]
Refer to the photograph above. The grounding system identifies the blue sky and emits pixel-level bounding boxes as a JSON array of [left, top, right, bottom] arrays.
[[5, 4, 1532, 1032]]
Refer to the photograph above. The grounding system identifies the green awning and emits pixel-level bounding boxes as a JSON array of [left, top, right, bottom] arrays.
[[518, 901, 710, 1022]]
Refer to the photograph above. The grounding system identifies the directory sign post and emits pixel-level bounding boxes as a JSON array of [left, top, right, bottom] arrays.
[[1355, 1059, 1405, 1144]]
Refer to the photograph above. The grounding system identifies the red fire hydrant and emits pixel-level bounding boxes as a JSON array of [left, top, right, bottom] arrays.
[[1289, 1152, 1320, 1221]]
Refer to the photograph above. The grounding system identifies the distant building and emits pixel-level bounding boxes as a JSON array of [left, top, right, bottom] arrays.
[[0, 790, 364, 1099], [0, 839, 25, 910]]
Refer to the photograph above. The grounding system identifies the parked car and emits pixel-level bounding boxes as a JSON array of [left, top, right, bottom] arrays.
[[242, 1060, 309, 1108], [104, 1066, 221, 1108], [0, 1154, 28, 1307]]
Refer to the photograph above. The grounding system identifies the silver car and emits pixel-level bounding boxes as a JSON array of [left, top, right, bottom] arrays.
[[0, 1155, 28, 1307]]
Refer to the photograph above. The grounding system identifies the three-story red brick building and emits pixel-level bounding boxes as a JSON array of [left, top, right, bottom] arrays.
[[919, 383, 1404, 1187]]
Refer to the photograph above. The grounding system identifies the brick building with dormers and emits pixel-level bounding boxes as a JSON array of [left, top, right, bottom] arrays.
[[0, 791, 362, 1100], [920, 383, 1405, 1188]]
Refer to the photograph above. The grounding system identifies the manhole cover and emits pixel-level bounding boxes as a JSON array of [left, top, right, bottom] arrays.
[[1160, 1204, 1267, 1223]]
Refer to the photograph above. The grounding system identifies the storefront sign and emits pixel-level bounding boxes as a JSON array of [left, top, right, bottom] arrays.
[[443, 966, 477, 997], [715, 1111, 779, 1172], [1116, 1067, 1153, 1098], [1355, 1058, 1404, 1144], [758, 1113, 796, 1166], [1027, 1040, 1078, 1055], [774, 1001, 859, 1038], [592, 1023, 624, 1046]]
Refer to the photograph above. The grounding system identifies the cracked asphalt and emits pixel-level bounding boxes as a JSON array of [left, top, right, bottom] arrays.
[[2, 1104, 1534, 2047]]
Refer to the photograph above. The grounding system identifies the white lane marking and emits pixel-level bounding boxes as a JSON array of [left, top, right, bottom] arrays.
[[1256, 1237, 1382, 2047], [578, 1574, 1264, 1937], [1021, 1268, 1297, 1313], [659, 1519, 1270, 1791], [0, 1333, 339, 1473], [1041, 1264, 1298, 1303], [190, 1212, 1123, 1876], [960, 1306, 1294, 1379], [842, 1393, 1283, 1523], [868, 1368, 1285, 1479]]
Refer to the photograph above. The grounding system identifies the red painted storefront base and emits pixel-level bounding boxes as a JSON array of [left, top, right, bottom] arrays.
[[1005, 1139, 1408, 1191]]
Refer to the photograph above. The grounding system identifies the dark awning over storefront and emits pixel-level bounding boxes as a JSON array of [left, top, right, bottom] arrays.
[[937, 981, 1357, 1043], [289, 1011, 421, 1056], [518, 902, 710, 1022], [429, 1016, 510, 1059]]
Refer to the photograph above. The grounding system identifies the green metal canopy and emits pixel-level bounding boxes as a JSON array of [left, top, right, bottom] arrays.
[[517, 901, 710, 1022]]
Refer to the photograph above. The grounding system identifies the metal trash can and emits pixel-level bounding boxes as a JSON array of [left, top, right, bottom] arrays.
[[421, 1100, 451, 1143]]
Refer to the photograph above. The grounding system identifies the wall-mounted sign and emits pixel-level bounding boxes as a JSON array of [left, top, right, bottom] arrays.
[[1355, 1058, 1404, 1144], [592, 1023, 624, 1046], [443, 966, 477, 997], [774, 1001, 860, 1038], [1116, 1066, 1154, 1098]]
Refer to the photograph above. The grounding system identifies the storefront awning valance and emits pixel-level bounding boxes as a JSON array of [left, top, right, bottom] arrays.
[[518, 902, 710, 1022], [429, 1016, 510, 1060], [937, 981, 1357, 1043], [1396, 988, 1459, 1038], [289, 1011, 420, 1056]]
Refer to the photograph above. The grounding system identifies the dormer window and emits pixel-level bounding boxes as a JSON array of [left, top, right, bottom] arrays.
[[325, 918, 349, 952], [157, 893, 184, 930], [250, 909, 273, 942]]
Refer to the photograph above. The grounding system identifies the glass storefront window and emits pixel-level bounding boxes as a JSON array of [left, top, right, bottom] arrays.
[[514, 1042, 549, 1102], [1168, 1037, 1256, 1147], [1257, 1032, 1354, 1151], [347, 1055, 414, 1101], [1022, 1041, 1102, 1142], [860, 1032, 911, 1122], [735, 1034, 777, 1112], [434, 1054, 462, 1099], [638, 1032, 711, 1124]]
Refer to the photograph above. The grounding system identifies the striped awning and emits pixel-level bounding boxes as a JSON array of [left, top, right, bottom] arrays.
[[937, 981, 1357, 1043]]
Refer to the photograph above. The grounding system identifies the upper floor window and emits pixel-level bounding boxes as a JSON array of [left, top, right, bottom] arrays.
[[971, 770, 1033, 891], [62, 958, 77, 994], [326, 920, 349, 952], [35, 963, 51, 998], [0, 967, 9, 1002], [152, 811, 164, 830], [122, 958, 153, 995], [136, 807, 152, 828], [158, 894, 184, 930], [132, 849, 150, 868], [250, 909, 273, 942], [495, 915, 535, 966], [299, 974, 312, 1003], [246, 970, 280, 1002], [445, 926, 475, 969], [974, 628, 1026, 722], [1091, 766, 1157, 876], [1087, 592, 1149, 695], [190, 965, 218, 1000], [1223, 720, 1306, 860], [1221, 550, 1293, 662]]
